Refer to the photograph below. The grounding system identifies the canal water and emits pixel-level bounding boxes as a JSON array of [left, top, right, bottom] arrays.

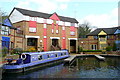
[[2, 56, 120, 79]]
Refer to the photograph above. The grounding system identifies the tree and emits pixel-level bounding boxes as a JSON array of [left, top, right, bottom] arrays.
[[0, 8, 8, 23], [0, 9, 7, 16], [78, 21, 92, 38]]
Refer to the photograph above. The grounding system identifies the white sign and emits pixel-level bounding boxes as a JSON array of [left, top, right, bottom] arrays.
[[29, 27, 36, 32]]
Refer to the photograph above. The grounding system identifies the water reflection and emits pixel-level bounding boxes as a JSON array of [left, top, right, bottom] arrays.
[[69, 57, 120, 78], [2, 56, 120, 79]]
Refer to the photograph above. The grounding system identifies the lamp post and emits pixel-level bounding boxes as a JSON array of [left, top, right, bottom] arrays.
[[81, 41, 83, 54], [81, 41, 83, 48]]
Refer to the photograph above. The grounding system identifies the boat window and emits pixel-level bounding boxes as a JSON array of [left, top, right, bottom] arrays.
[[47, 55, 50, 58], [61, 53, 63, 56], [38, 55, 42, 60], [55, 54, 57, 57], [64, 52, 66, 55]]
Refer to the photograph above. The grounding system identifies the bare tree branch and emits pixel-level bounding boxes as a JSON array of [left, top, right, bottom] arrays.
[[0, 8, 8, 23], [78, 21, 92, 38]]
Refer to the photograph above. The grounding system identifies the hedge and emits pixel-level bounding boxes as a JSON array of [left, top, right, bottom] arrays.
[[83, 50, 102, 52]]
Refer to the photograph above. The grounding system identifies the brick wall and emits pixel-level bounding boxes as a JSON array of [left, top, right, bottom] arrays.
[[12, 21, 78, 52]]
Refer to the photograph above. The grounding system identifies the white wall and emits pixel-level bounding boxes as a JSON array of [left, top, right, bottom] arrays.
[[37, 17, 44, 23], [9, 9, 25, 23], [57, 21, 63, 26], [47, 19, 53, 24], [65, 22, 71, 26], [75, 23, 78, 27]]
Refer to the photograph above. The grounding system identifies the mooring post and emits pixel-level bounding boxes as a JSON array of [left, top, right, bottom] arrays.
[[22, 67, 25, 73]]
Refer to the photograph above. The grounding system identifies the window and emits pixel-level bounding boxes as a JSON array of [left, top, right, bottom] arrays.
[[52, 23, 54, 33], [52, 29, 54, 33], [47, 55, 50, 58], [1, 26, 5, 30], [44, 24, 47, 28], [100, 44, 107, 47], [94, 36, 98, 39], [1, 26, 10, 35], [29, 27, 36, 32], [91, 45, 97, 50], [27, 38, 37, 46], [100, 44, 107, 50], [55, 54, 58, 57], [56, 30, 58, 33], [56, 24, 59, 33], [11, 42, 14, 49], [62, 27, 65, 30], [61, 53, 63, 56], [16, 28, 23, 34], [70, 26, 75, 36], [99, 38, 106, 41], [107, 35, 110, 39], [64, 52, 66, 55], [70, 31, 75, 36], [38, 55, 42, 60]]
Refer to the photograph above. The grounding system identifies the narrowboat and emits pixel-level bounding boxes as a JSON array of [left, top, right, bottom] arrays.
[[2, 50, 69, 73]]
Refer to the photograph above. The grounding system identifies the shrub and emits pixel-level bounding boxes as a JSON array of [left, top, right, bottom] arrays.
[[106, 46, 112, 51], [27, 47, 36, 52], [113, 43, 117, 51], [78, 46, 83, 52], [83, 50, 102, 52], [11, 48, 23, 55], [2, 47, 8, 57]]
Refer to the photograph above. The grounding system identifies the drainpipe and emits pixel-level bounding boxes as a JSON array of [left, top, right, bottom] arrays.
[[14, 29, 15, 48]]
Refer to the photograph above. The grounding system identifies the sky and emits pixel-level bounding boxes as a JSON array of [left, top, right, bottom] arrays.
[[0, 0, 119, 28]]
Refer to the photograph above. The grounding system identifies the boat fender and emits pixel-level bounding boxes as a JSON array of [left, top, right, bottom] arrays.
[[21, 54, 26, 60]]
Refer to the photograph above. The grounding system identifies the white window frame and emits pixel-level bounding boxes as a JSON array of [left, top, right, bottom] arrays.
[[56, 30, 58, 33], [29, 27, 36, 32], [52, 29, 54, 33], [91, 44, 97, 50]]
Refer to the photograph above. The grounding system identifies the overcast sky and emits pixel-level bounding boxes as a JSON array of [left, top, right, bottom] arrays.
[[0, 0, 119, 28]]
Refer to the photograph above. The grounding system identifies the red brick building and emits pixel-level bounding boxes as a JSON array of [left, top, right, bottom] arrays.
[[9, 7, 79, 52], [79, 27, 120, 51]]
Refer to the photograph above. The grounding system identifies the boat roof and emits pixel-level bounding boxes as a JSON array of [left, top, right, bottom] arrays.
[[22, 50, 67, 55]]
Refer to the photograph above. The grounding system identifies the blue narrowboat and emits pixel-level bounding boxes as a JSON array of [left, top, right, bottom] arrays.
[[2, 50, 69, 73]]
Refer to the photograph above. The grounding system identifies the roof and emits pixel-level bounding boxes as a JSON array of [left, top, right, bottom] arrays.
[[13, 7, 78, 23], [2, 18, 17, 30], [22, 50, 67, 55], [87, 27, 120, 36]]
